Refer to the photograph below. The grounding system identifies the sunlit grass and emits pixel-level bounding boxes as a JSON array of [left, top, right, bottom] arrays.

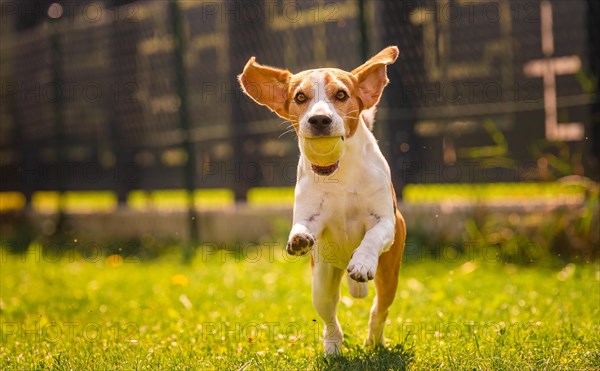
[[128, 189, 235, 210], [32, 191, 118, 213], [0, 181, 591, 213], [0, 189, 236, 213], [403, 182, 588, 203], [247, 187, 295, 208], [1, 247, 598, 369], [0, 192, 26, 211]]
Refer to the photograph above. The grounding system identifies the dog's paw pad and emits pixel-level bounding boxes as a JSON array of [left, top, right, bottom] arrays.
[[286, 233, 315, 256], [347, 254, 377, 282]]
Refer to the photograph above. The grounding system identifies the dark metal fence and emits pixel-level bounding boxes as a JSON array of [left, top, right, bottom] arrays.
[[0, 0, 598, 206]]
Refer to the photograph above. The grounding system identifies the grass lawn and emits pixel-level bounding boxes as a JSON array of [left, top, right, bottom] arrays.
[[1, 246, 598, 370], [0, 181, 592, 212]]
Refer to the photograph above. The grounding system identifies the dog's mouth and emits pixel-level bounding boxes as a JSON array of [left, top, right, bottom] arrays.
[[306, 136, 344, 176], [311, 162, 339, 176]]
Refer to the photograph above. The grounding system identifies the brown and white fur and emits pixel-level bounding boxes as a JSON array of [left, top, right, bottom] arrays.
[[238, 46, 406, 355]]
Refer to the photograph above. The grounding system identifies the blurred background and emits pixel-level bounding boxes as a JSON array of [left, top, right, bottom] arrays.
[[0, 0, 598, 262]]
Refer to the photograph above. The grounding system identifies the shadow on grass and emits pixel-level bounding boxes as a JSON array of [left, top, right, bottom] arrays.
[[313, 343, 413, 371]]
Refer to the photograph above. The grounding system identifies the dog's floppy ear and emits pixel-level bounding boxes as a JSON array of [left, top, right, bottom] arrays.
[[352, 46, 399, 109], [238, 57, 292, 120]]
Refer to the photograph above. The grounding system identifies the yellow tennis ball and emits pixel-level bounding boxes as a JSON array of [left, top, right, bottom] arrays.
[[300, 136, 344, 166]]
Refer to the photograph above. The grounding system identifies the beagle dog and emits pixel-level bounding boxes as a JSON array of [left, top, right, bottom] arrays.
[[238, 46, 406, 355]]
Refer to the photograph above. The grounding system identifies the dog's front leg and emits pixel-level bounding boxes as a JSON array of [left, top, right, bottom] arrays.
[[286, 223, 316, 255], [347, 216, 395, 282], [286, 196, 325, 256], [286, 213, 325, 256]]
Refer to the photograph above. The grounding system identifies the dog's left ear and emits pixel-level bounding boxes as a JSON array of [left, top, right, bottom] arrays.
[[238, 57, 292, 120], [352, 46, 399, 109]]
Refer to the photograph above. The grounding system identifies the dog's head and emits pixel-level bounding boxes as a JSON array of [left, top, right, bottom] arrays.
[[238, 46, 398, 172]]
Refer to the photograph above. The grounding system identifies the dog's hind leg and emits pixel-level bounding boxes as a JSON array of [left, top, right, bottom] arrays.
[[347, 276, 369, 298], [312, 260, 345, 355], [366, 210, 406, 347]]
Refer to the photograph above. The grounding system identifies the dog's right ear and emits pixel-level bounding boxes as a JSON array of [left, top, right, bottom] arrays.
[[238, 57, 292, 120]]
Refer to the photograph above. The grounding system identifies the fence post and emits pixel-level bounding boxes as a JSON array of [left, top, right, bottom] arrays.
[[379, 1, 420, 199], [106, 2, 142, 207], [169, 0, 199, 262], [50, 16, 66, 228], [588, 0, 600, 169], [358, 0, 370, 61]]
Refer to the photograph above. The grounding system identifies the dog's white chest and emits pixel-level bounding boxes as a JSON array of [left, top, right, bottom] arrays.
[[312, 189, 379, 269]]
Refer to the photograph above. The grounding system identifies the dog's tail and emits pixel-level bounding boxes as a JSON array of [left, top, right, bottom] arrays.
[[347, 275, 369, 298], [361, 107, 377, 131]]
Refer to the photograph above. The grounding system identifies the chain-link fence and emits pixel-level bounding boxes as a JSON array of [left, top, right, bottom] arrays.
[[0, 0, 598, 207]]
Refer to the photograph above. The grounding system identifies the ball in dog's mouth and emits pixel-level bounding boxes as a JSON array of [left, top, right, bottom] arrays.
[[300, 136, 344, 175]]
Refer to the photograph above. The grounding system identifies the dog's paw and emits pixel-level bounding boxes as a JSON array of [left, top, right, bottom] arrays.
[[347, 252, 378, 282], [286, 232, 315, 256], [324, 340, 343, 356], [323, 323, 343, 356]]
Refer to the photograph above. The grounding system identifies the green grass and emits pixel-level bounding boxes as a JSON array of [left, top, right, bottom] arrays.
[[402, 181, 590, 203], [1, 180, 593, 212], [1, 246, 598, 370]]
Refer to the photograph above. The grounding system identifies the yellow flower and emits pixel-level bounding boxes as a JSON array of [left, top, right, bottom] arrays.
[[106, 254, 124, 267], [171, 274, 189, 286]]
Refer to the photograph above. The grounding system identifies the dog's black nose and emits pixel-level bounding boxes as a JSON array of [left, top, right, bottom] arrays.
[[308, 115, 332, 129]]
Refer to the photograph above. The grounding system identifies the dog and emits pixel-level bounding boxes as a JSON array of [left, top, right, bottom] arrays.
[[238, 46, 406, 355]]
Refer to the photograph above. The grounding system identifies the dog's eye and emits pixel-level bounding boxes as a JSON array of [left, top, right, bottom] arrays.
[[295, 92, 307, 104], [335, 90, 348, 101]]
